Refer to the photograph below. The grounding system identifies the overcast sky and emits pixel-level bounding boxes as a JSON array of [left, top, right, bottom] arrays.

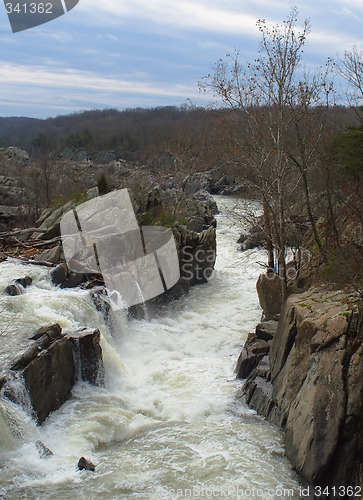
[[1, 0, 363, 118]]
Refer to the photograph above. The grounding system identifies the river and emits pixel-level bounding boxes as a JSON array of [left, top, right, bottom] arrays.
[[0, 196, 301, 499]]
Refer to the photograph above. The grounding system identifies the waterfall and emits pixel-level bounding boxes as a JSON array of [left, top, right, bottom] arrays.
[[0, 398, 36, 452]]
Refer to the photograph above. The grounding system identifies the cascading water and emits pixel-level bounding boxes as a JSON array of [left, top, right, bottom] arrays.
[[0, 196, 302, 499]]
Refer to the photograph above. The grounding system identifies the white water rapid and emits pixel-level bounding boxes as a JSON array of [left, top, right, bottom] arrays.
[[0, 196, 302, 499]]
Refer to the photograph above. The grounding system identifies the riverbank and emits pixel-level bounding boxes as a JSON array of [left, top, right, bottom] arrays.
[[237, 275, 363, 497]]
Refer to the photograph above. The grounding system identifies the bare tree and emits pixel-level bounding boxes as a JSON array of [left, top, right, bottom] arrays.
[[336, 46, 363, 109], [200, 7, 333, 299]]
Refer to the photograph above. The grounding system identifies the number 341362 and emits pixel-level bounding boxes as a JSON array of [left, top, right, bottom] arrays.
[[5, 3, 53, 14]]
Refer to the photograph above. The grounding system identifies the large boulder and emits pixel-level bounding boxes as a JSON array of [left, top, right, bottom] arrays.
[[3, 324, 103, 424], [256, 271, 283, 320], [193, 189, 218, 215]]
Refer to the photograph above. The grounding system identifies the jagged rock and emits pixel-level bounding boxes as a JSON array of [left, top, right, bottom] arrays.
[[10, 344, 40, 371], [78, 456, 95, 472], [193, 190, 218, 215], [36, 201, 75, 241], [68, 328, 104, 386], [3, 147, 29, 162], [96, 151, 117, 164], [256, 271, 283, 320], [6, 324, 104, 424], [255, 320, 278, 341], [187, 217, 204, 233], [30, 324, 62, 343], [50, 263, 70, 286], [235, 332, 269, 379], [61, 273, 86, 289], [60, 147, 90, 162], [35, 245, 63, 264], [35, 440, 54, 458], [238, 225, 265, 251]]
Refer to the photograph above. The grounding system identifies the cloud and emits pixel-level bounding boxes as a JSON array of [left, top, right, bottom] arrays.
[[0, 62, 200, 95], [78, 0, 260, 35], [337, 7, 360, 19], [0, 61, 207, 115]]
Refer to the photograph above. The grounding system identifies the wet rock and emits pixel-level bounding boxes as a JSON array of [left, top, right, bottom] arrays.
[[15, 277, 32, 288], [6, 324, 104, 424], [50, 263, 69, 286], [5, 283, 25, 296], [35, 440, 54, 458], [68, 328, 104, 386], [10, 344, 39, 371], [5, 276, 32, 296], [30, 324, 63, 343], [22, 337, 74, 424], [78, 456, 96, 472], [235, 333, 269, 379], [60, 272, 87, 289]]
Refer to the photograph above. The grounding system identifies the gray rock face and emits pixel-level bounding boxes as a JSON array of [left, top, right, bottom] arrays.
[[238, 286, 363, 491], [96, 151, 117, 164], [35, 187, 99, 241], [0, 177, 26, 207], [238, 225, 265, 251], [3, 324, 103, 424], [60, 148, 90, 162], [193, 190, 218, 215], [35, 245, 63, 264]]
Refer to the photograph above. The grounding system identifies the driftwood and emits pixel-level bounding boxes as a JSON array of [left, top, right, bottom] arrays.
[[0, 228, 44, 239], [1, 235, 61, 248], [11, 256, 57, 267]]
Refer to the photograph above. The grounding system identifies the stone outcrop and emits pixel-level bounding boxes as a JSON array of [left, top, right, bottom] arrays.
[[237, 225, 265, 251], [34, 187, 99, 240], [256, 271, 283, 320], [1, 324, 104, 424], [237, 283, 363, 493]]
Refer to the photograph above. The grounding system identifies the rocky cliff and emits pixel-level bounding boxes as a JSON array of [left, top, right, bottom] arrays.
[[237, 278, 363, 496]]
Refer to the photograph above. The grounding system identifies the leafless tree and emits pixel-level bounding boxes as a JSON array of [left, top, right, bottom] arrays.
[[200, 7, 334, 299]]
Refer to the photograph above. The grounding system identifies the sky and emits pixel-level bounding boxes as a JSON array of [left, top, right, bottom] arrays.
[[1, 0, 363, 118]]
